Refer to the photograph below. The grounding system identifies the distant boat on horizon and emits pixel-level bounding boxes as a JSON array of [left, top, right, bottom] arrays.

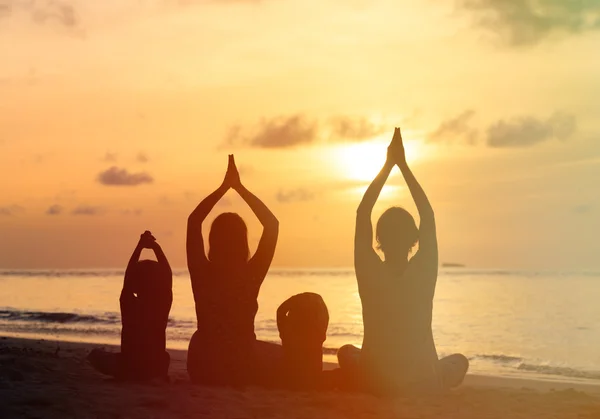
[[441, 262, 466, 268]]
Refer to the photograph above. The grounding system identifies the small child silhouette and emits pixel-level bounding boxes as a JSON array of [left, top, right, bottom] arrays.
[[88, 231, 173, 381]]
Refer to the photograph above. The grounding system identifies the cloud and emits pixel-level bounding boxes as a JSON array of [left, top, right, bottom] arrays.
[[72, 205, 103, 216], [0, 3, 10, 19], [97, 166, 154, 186], [329, 116, 388, 142], [225, 115, 390, 149], [428, 111, 576, 148], [428, 110, 478, 144], [46, 204, 63, 215], [1, 0, 78, 29], [33, 1, 77, 28], [460, 0, 600, 46], [0, 205, 24, 216], [137, 152, 149, 163], [573, 204, 594, 215], [225, 115, 318, 149], [486, 112, 576, 148], [2, 0, 262, 35], [276, 188, 314, 203], [32, 153, 48, 164]]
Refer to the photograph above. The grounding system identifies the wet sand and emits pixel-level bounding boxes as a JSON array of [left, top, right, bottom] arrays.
[[1, 337, 599, 419]]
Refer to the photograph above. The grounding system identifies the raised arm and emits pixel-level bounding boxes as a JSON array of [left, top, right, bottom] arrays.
[[229, 155, 279, 283], [122, 234, 145, 295], [150, 239, 172, 281], [146, 234, 174, 321], [392, 128, 437, 258], [121, 232, 154, 324], [187, 178, 229, 276], [355, 132, 397, 268]]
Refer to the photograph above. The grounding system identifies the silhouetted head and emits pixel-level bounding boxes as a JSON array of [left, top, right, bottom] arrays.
[[376, 207, 419, 260], [208, 212, 250, 266], [129, 259, 171, 297]]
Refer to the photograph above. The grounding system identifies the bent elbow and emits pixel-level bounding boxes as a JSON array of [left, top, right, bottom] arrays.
[[266, 217, 279, 234]]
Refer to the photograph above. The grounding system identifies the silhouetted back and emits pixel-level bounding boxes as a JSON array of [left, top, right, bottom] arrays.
[[342, 128, 468, 395], [121, 259, 172, 363], [277, 292, 329, 389], [187, 155, 279, 385], [88, 231, 173, 381]]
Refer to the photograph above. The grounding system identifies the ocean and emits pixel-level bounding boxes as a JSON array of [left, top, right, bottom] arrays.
[[1, 268, 599, 384]]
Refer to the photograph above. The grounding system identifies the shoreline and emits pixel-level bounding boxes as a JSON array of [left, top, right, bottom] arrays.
[[4, 335, 600, 394], [4, 332, 600, 391], [2, 336, 600, 418]]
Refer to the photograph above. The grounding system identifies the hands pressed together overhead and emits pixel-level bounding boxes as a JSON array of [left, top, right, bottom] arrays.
[[138, 230, 158, 250], [223, 154, 242, 191], [387, 127, 407, 166]]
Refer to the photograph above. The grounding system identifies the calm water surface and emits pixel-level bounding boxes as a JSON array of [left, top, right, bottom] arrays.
[[1, 268, 599, 383]]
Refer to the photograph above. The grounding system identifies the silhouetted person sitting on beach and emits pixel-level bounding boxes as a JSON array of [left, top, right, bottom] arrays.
[[337, 128, 468, 395], [277, 292, 329, 390], [88, 231, 172, 381], [186, 155, 280, 386]]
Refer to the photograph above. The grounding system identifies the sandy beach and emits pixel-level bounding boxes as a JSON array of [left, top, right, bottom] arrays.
[[1, 337, 599, 419]]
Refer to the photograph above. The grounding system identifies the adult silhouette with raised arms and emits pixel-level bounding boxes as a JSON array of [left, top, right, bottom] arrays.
[[339, 128, 468, 395], [186, 155, 279, 386]]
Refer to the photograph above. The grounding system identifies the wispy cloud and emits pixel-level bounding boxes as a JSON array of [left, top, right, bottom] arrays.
[[225, 114, 389, 149], [46, 204, 63, 215], [276, 188, 314, 203], [573, 204, 594, 215], [428, 110, 478, 144], [0, 205, 24, 216], [97, 167, 154, 186], [72, 205, 103, 216], [329, 116, 388, 142], [225, 115, 318, 149], [428, 111, 576, 148], [136, 152, 149, 163], [1, 0, 263, 36], [0, 0, 78, 29], [460, 0, 600, 46], [486, 112, 576, 148]]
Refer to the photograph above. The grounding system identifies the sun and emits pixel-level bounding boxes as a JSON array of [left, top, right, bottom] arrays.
[[336, 138, 424, 182]]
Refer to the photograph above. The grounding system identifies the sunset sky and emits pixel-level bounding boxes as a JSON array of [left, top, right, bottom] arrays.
[[1, 0, 599, 270]]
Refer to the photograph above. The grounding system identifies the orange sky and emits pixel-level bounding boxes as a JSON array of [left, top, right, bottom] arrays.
[[1, 0, 599, 269]]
